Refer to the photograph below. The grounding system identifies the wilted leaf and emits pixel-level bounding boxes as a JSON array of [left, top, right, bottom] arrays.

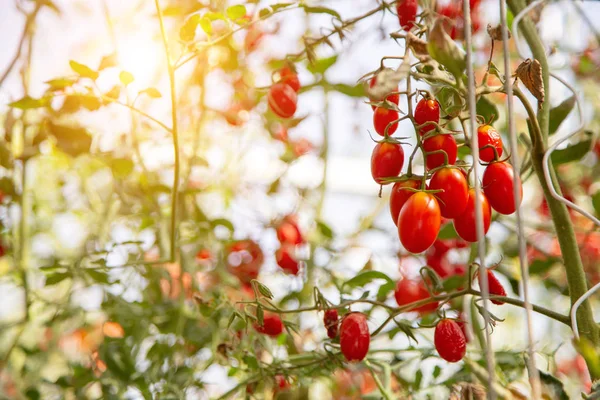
[[548, 96, 575, 135], [486, 24, 510, 41], [427, 18, 466, 79], [515, 58, 544, 107], [69, 60, 99, 80], [406, 32, 429, 58], [119, 71, 134, 86]]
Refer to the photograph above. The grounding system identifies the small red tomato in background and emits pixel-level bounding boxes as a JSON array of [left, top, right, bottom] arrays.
[[254, 312, 284, 337], [368, 71, 400, 110], [276, 245, 300, 275], [394, 278, 438, 313], [390, 179, 421, 225], [370, 142, 404, 185], [292, 138, 314, 157], [422, 134, 458, 170], [483, 161, 522, 215], [398, 192, 441, 253], [268, 82, 297, 119], [274, 375, 290, 392], [429, 167, 469, 218], [223, 103, 248, 126], [195, 248, 212, 265], [278, 65, 300, 92], [226, 240, 264, 283], [478, 269, 506, 305], [426, 253, 455, 279], [340, 313, 370, 362], [396, 0, 418, 32], [373, 107, 399, 136], [414, 98, 440, 135], [276, 215, 303, 245], [323, 309, 339, 339], [453, 189, 492, 243], [477, 125, 503, 162], [244, 25, 264, 53], [434, 319, 467, 363]]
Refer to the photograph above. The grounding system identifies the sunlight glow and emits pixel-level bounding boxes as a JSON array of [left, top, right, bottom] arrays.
[[117, 32, 164, 88]]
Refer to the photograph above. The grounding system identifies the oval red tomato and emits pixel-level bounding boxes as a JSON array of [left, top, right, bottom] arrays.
[[394, 278, 438, 313], [226, 240, 264, 283], [434, 319, 466, 362], [422, 134, 458, 170], [389, 178, 420, 225], [276, 215, 303, 245], [279, 65, 300, 92], [398, 192, 441, 253], [268, 82, 297, 119], [429, 167, 469, 218], [340, 313, 370, 362], [370, 142, 404, 185], [477, 124, 503, 162], [254, 312, 284, 337], [276, 245, 299, 275], [453, 189, 492, 242], [373, 107, 399, 136], [482, 161, 522, 215], [396, 0, 418, 32], [323, 309, 339, 339], [414, 98, 440, 135]]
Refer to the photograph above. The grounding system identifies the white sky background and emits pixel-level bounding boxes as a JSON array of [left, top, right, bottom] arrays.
[[1, 0, 600, 398]]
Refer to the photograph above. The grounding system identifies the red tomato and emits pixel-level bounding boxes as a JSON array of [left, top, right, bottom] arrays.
[[323, 309, 339, 339], [422, 134, 458, 170], [477, 125, 503, 162], [340, 313, 370, 362], [394, 278, 438, 313], [279, 65, 300, 92], [396, 0, 418, 32], [254, 312, 284, 337], [482, 161, 522, 215], [369, 72, 400, 110], [429, 167, 469, 218], [453, 189, 492, 242], [223, 103, 248, 126], [276, 245, 300, 275], [373, 107, 399, 136], [370, 142, 404, 185], [244, 26, 264, 53], [268, 83, 297, 119], [389, 179, 420, 225], [276, 215, 303, 245], [414, 98, 440, 135], [398, 192, 441, 253], [434, 319, 466, 362], [274, 375, 290, 392], [478, 269, 506, 305], [226, 240, 264, 283], [195, 248, 212, 264]]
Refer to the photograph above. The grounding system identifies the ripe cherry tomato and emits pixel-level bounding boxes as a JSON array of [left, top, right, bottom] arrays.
[[482, 161, 522, 215], [422, 134, 458, 170], [226, 240, 264, 283], [369, 72, 400, 110], [453, 189, 492, 242], [429, 167, 469, 218], [268, 82, 297, 119], [434, 319, 466, 363], [276, 215, 303, 245], [398, 192, 441, 253], [478, 269, 506, 305], [373, 107, 399, 136], [276, 245, 300, 275], [477, 124, 503, 162], [370, 142, 404, 185], [340, 313, 370, 362], [279, 65, 300, 92], [396, 0, 418, 32], [323, 309, 339, 339], [394, 278, 438, 313], [254, 312, 284, 337], [414, 98, 440, 135], [389, 178, 420, 225]]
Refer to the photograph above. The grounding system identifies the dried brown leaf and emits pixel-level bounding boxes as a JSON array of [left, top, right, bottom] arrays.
[[515, 58, 545, 107], [406, 32, 429, 59], [450, 383, 487, 400], [486, 24, 511, 41]]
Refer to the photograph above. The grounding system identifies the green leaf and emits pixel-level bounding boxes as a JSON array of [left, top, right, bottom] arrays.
[[316, 220, 334, 239], [551, 138, 592, 166], [330, 83, 365, 97], [210, 218, 234, 232], [442, 274, 466, 292], [84, 269, 110, 284], [414, 369, 423, 389], [69, 60, 99, 80], [179, 15, 199, 41], [45, 78, 78, 91], [432, 365, 442, 379], [226, 5, 246, 20], [0, 177, 16, 197], [98, 53, 118, 70], [45, 272, 71, 286], [592, 190, 600, 217], [119, 71, 134, 86], [536, 370, 569, 400], [9, 96, 50, 109], [199, 18, 212, 36], [476, 96, 499, 124], [302, 5, 341, 20], [307, 55, 338, 75], [109, 158, 134, 178], [548, 96, 575, 135], [437, 223, 458, 240], [376, 281, 395, 301], [139, 87, 162, 98], [0, 142, 12, 169], [343, 271, 394, 291], [574, 338, 600, 380], [46, 121, 92, 156], [104, 86, 121, 102], [243, 355, 259, 370], [436, 86, 464, 118], [258, 3, 293, 18], [529, 257, 560, 275]]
